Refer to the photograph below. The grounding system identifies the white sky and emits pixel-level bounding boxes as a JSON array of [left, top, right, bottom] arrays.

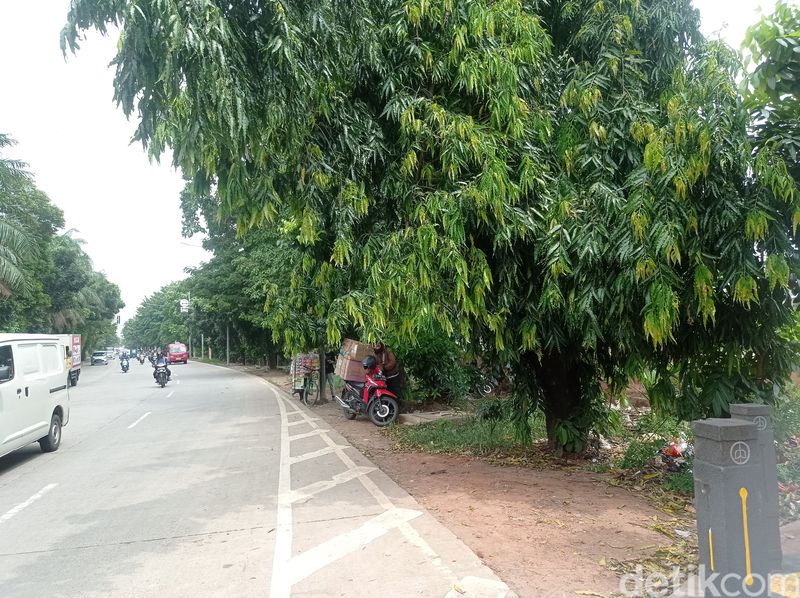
[[0, 0, 777, 329]]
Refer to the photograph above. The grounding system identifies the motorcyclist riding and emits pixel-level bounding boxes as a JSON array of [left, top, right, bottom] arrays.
[[152, 352, 172, 381]]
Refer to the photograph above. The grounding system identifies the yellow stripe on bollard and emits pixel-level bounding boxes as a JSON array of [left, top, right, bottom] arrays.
[[740, 487, 753, 586], [708, 528, 715, 572]]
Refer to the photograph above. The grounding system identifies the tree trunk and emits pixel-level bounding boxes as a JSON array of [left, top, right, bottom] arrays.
[[529, 350, 586, 451]]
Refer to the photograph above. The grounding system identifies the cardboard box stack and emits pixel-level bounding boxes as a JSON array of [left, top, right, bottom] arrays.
[[335, 339, 375, 382]]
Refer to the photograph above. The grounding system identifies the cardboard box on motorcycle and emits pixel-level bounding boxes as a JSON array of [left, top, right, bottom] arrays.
[[335, 339, 374, 382]]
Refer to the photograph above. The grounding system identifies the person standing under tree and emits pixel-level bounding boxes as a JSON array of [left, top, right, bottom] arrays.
[[373, 342, 403, 402]]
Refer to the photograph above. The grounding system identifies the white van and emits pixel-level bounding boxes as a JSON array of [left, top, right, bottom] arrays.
[[0, 334, 70, 459]]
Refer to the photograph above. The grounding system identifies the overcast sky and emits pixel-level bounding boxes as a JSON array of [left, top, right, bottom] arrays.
[[0, 0, 776, 330]]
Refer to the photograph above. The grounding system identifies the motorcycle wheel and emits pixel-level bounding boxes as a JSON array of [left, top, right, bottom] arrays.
[[342, 407, 357, 420], [368, 396, 398, 427]]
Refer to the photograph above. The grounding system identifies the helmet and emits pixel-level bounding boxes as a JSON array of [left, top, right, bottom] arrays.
[[362, 355, 377, 370]]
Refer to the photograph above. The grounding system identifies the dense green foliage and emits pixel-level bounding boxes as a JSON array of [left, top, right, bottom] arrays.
[[66, 0, 800, 450], [744, 0, 800, 180], [0, 134, 124, 354]]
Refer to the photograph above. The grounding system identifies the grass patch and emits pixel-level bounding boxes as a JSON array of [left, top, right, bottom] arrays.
[[662, 470, 695, 495], [391, 414, 547, 455]]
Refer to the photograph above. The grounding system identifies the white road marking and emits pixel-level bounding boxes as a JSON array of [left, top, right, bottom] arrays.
[[288, 445, 349, 465], [287, 466, 376, 504], [288, 428, 329, 441], [166, 391, 174, 398], [274, 386, 454, 577], [287, 417, 320, 427], [176, 379, 181, 385], [263, 378, 460, 596], [288, 507, 423, 585], [127, 412, 152, 429], [269, 388, 293, 598], [0, 484, 57, 525]]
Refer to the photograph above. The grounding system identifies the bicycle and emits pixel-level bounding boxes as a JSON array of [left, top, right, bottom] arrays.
[[299, 368, 320, 406]]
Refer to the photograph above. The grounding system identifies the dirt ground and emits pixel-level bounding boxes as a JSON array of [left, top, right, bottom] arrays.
[[231, 365, 694, 598]]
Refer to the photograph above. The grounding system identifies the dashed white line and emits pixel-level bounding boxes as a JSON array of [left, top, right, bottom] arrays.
[[176, 379, 181, 385], [128, 412, 152, 429], [0, 484, 57, 524], [166, 391, 174, 398]]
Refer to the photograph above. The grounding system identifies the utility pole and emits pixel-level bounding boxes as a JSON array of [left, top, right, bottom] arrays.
[[187, 291, 192, 358], [201, 333, 204, 361], [226, 323, 230, 365]]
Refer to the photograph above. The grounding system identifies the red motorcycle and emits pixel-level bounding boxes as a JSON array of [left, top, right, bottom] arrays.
[[336, 356, 399, 427]]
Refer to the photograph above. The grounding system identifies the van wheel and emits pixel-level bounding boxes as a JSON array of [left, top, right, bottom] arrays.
[[39, 414, 62, 452]]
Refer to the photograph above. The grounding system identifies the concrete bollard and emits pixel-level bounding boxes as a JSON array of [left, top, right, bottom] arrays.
[[692, 418, 769, 597], [729, 404, 783, 572]]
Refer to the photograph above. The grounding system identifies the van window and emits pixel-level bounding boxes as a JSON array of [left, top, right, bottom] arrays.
[[0, 345, 14, 383], [17, 344, 41, 376], [41, 344, 62, 375]]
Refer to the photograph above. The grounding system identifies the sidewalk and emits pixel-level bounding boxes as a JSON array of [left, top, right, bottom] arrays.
[[259, 376, 517, 598]]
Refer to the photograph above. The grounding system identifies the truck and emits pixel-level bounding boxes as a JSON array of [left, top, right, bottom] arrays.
[[55, 334, 81, 387]]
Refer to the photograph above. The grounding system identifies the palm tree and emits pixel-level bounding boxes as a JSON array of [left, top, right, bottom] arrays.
[[0, 133, 34, 297], [0, 133, 29, 187], [0, 219, 33, 297]]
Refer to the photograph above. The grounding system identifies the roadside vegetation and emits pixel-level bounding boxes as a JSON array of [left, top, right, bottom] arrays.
[[66, 0, 800, 453], [0, 134, 123, 352]]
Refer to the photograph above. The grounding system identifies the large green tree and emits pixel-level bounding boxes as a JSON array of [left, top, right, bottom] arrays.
[[66, 0, 800, 449]]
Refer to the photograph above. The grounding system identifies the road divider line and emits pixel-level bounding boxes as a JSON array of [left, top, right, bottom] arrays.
[[176, 379, 181, 385], [128, 412, 152, 429], [166, 391, 174, 398], [0, 483, 57, 525]]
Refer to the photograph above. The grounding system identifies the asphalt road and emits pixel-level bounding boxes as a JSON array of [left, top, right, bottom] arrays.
[[0, 360, 512, 598]]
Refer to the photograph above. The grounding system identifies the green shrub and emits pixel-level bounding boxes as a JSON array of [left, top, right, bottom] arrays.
[[663, 470, 695, 495], [775, 385, 800, 443], [620, 439, 662, 469]]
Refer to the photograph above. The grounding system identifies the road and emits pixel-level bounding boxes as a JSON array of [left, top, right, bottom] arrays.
[[0, 360, 512, 597]]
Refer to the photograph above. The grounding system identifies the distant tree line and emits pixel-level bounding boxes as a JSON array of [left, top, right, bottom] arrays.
[[0, 134, 124, 356]]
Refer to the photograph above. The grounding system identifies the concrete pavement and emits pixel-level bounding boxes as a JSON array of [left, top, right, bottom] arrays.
[[0, 359, 513, 597]]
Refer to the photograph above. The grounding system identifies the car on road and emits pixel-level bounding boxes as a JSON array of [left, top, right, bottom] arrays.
[[91, 351, 108, 365], [167, 341, 189, 364], [0, 334, 70, 458]]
